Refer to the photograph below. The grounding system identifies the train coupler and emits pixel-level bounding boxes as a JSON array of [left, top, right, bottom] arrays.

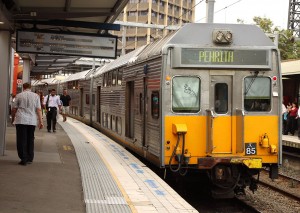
[[249, 178, 258, 193]]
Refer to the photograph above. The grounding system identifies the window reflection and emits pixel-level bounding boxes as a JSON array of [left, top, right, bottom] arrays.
[[244, 77, 271, 112], [215, 83, 228, 114], [172, 76, 200, 113]]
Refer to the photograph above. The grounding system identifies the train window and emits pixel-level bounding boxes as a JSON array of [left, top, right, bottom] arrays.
[[244, 77, 271, 112], [172, 76, 200, 113], [117, 70, 123, 86], [215, 83, 228, 114], [116, 116, 122, 134], [103, 73, 107, 87], [107, 114, 111, 129], [107, 72, 112, 87], [139, 93, 143, 114], [112, 70, 117, 86], [86, 94, 89, 105], [112, 115, 116, 131], [92, 94, 95, 105], [102, 112, 107, 127], [151, 91, 159, 119], [67, 81, 73, 89]]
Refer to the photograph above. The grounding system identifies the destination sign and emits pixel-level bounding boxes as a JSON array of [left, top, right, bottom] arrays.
[[16, 30, 117, 58], [180, 48, 270, 68]]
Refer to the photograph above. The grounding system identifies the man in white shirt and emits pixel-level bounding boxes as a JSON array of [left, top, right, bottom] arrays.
[[44, 89, 61, 133], [11, 83, 43, 165]]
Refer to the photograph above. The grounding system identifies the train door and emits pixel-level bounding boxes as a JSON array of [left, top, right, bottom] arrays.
[[208, 75, 232, 154], [142, 77, 148, 147], [125, 81, 134, 138]]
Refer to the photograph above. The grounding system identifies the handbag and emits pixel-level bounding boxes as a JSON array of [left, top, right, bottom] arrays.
[[283, 112, 288, 121]]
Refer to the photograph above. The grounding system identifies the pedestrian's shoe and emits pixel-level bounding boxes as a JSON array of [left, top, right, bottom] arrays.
[[27, 161, 32, 164], [18, 161, 27, 166], [48, 129, 51, 133], [53, 130, 56, 133], [63, 117, 66, 122]]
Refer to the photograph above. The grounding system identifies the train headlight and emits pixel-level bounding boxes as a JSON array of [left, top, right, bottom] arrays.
[[224, 32, 233, 42], [215, 31, 224, 42], [213, 29, 233, 44]]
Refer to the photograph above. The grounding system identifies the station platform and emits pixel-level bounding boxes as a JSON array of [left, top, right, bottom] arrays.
[[0, 117, 197, 213], [282, 134, 300, 149]]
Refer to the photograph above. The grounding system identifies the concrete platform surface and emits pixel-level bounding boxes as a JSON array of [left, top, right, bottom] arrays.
[[0, 120, 85, 213]]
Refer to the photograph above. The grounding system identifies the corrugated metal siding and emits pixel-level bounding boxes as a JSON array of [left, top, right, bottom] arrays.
[[79, 79, 91, 119], [145, 59, 162, 156], [136, 31, 175, 62], [69, 89, 80, 116], [123, 57, 162, 157]]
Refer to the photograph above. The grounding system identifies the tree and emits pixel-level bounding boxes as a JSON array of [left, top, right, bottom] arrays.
[[253, 16, 273, 33], [252, 16, 300, 60]]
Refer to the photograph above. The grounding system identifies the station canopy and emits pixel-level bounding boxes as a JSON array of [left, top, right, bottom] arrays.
[[0, 0, 128, 76]]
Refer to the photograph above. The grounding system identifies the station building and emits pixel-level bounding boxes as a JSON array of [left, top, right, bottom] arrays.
[[114, 0, 195, 55]]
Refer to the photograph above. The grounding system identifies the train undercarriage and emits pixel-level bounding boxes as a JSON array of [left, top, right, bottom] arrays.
[[208, 164, 260, 198]]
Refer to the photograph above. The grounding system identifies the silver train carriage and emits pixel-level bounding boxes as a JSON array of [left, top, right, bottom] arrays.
[[34, 23, 282, 198]]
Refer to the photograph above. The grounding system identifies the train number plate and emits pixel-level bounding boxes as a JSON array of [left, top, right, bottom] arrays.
[[245, 143, 257, 155]]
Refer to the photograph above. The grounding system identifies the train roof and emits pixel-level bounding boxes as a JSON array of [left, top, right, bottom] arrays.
[[65, 69, 92, 81], [92, 45, 146, 77]]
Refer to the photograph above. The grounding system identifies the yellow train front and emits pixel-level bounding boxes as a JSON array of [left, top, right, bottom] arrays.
[[162, 24, 281, 198]]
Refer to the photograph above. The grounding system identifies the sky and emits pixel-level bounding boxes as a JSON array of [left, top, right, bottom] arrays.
[[195, 0, 289, 30]]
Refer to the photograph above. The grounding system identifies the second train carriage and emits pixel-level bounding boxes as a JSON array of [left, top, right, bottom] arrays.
[[34, 23, 282, 198]]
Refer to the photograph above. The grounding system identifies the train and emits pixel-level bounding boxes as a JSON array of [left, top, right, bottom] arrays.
[[33, 23, 282, 198]]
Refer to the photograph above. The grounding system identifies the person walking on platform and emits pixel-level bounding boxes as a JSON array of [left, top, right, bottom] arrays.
[[44, 89, 61, 133], [11, 83, 43, 166], [60, 89, 71, 122]]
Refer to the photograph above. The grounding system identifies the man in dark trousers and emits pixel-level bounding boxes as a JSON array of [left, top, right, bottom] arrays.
[[43, 89, 61, 132], [11, 83, 43, 166], [60, 89, 71, 122]]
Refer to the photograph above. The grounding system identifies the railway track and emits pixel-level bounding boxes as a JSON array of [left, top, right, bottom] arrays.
[[283, 151, 300, 159], [260, 170, 300, 201], [234, 197, 261, 213]]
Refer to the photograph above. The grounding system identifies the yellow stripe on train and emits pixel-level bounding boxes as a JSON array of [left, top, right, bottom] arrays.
[[164, 115, 279, 165]]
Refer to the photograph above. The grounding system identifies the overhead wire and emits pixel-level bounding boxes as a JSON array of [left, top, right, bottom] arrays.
[[148, 0, 205, 39], [195, 0, 242, 23]]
